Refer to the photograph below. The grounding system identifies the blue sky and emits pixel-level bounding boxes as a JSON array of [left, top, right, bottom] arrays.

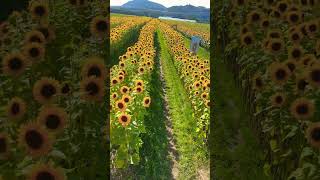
[[110, 0, 210, 8]]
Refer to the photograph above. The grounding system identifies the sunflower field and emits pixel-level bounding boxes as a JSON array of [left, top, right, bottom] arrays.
[[0, 0, 108, 179], [212, 0, 320, 179], [110, 14, 210, 179]]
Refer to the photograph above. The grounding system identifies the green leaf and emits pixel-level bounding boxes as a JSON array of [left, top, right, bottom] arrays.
[[269, 139, 277, 152], [300, 147, 314, 160]]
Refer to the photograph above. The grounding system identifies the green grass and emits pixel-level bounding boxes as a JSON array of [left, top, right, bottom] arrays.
[[157, 29, 207, 179]]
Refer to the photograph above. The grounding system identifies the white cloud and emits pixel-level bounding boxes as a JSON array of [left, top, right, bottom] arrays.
[[110, 0, 210, 8]]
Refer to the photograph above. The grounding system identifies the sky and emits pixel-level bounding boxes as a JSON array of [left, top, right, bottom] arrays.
[[110, 0, 210, 8]]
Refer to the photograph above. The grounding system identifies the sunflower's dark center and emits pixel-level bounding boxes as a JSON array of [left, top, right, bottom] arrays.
[[25, 130, 43, 149], [272, 42, 281, 51], [203, 94, 207, 98], [137, 82, 142, 86], [121, 116, 128, 122], [122, 88, 128, 93], [276, 69, 286, 80], [290, 14, 299, 22], [30, 35, 41, 43], [11, 102, 20, 115], [88, 66, 101, 77], [244, 36, 252, 45], [311, 128, 320, 141], [36, 171, 55, 180], [296, 104, 308, 115], [117, 102, 124, 109], [298, 79, 308, 90], [96, 21, 107, 32], [0, 137, 6, 153], [137, 87, 142, 92], [9, 57, 22, 70], [30, 48, 40, 58], [287, 63, 295, 72], [34, 6, 46, 16], [112, 79, 117, 84], [140, 68, 144, 72], [124, 97, 129, 103], [46, 114, 60, 129], [275, 96, 283, 103], [292, 33, 299, 40], [145, 99, 150, 104], [86, 82, 99, 95], [62, 84, 70, 94], [309, 24, 317, 32], [311, 69, 320, 83], [41, 84, 56, 98], [292, 49, 301, 58], [119, 76, 123, 80]]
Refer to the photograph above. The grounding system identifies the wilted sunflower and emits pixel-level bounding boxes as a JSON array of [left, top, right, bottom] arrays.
[[118, 113, 131, 127], [29, 1, 49, 20], [18, 123, 52, 157], [6, 97, 27, 120], [307, 65, 320, 88], [290, 98, 315, 120], [268, 62, 291, 85], [270, 92, 286, 107], [0, 133, 9, 159], [81, 57, 107, 79], [122, 95, 132, 104], [27, 163, 65, 180], [33, 77, 60, 104], [143, 97, 151, 107], [80, 77, 105, 102], [2, 52, 30, 77], [37, 105, 67, 133], [90, 16, 108, 38], [306, 122, 320, 149], [23, 43, 45, 62], [24, 30, 46, 44]]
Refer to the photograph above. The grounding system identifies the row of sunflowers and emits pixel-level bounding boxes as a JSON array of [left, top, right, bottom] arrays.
[[160, 22, 210, 145], [110, 19, 158, 169], [222, 0, 320, 179], [0, 0, 108, 179]]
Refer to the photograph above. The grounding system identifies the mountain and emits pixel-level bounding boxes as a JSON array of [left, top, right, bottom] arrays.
[[122, 0, 167, 11], [167, 5, 209, 13]]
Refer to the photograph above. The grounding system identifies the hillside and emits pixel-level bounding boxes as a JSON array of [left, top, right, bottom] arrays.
[[122, 0, 167, 11]]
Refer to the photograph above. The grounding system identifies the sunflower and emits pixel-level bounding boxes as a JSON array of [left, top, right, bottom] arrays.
[[122, 95, 132, 104], [24, 30, 46, 44], [270, 93, 286, 107], [300, 54, 316, 68], [139, 67, 145, 74], [2, 52, 30, 77], [247, 10, 261, 24], [6, 97, 27, 120], [289, 30, 303, 44], [267, 29, 282, 39], [27, 163, 65, 180], [193, 81, 201, 89], [18, 123, 52, 157], [295, 75, 309, 93], [29, 2, 49, 20], [81, 57, 107, 79], [118, 113, 131, 127], [290, 98, 315, 120], [289, 45, 304, 60], [306, 20, 318, 38], [306, 122, 320, 149], [307, 65, 320, 88], [276, 1, 289, 14], [80, 77, 105, 102], [268, 62, 291, 85], [90, 16, 108, 38], [201, 92, 209, 100], [287, 11, 302, 25], [267, 38, 284, 55], [111, 77, 119, 86], [143, 97, 151, 107], [33, 77, 60, 104], [111, 92, 118, 99], [240, 32, 254, 46], [284, 59, 297, 72], [135, 86, 144, 93], [37, 105, 67, 133], [120, 86, 130, 94], [260, 17, 270, 29], [0, 133, 9, 159], [23, 43, 45, 62], [135, 80, 144, 87]]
